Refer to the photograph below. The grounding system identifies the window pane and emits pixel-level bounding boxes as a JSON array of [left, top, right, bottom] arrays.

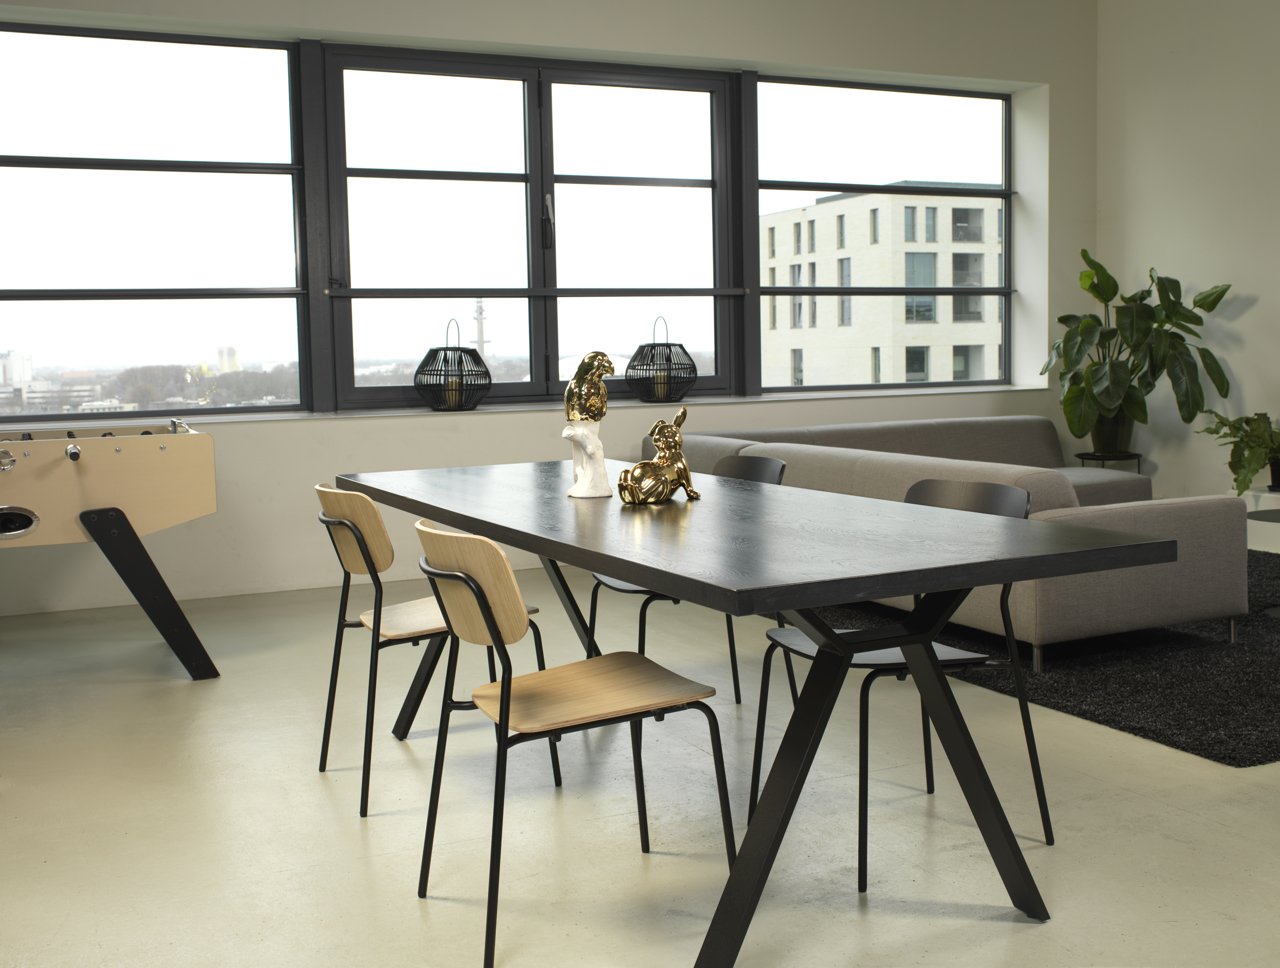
[[0, 32, 290, 162], [759, 83, 1003, 186], [555, 185, 713, 288], [350, 298, 530, 386], [343, 71, 526, 173], [552, 84, 710, 178], [0, 168, 297, 289], [346, 178, 528, 288], [0, 299, 300, 415], [759, 295, 1004, 388], [760, 191, 1003, 288], [556, 296, 713, 380]]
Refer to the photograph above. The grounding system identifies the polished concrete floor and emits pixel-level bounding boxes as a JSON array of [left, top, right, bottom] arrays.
[[3, 566, 1279, 967]]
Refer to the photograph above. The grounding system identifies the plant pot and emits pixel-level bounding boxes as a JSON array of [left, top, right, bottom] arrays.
[[1269, 458, 1280, 492], [1089, 412, 1134, 455]]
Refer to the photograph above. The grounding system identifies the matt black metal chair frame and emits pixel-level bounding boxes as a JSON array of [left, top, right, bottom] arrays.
[[748, 478, 1053, 894], [586, 454, 786, 703], [417, 550, 736, 968]]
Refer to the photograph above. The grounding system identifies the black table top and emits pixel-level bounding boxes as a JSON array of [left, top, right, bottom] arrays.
[[338, 460, 1177, 616]]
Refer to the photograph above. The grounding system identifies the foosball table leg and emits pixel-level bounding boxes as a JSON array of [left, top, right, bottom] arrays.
[[79, 507, 220, 681]]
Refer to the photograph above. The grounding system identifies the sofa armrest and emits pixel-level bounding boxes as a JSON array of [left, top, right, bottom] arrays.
[[1023, 495, 1248, 641]]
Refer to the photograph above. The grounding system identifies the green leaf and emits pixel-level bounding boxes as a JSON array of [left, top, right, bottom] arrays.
[[1197, 346, 1230, 400], [1080, 249, 1119, 303], [1088, 359, 1131, 411], [1165, 342, 1204, 423], [1062, 315, 1101, 371], [1056, 313, 1083, 327], [1115, 301, 1155, 349], [1120, 384, 1148, 424], [1149, 329, 1171, 372], [1156, 273, 1182, 306], [1193, 283, 1231, 313], [1122, 286, 1152, 304], [1040, 339, 1063, 376], [1174, 305, 1203, 328], [1062, 382, 1099, 438]]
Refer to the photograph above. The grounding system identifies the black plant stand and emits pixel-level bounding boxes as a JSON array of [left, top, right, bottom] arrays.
[[1076, 450, 1143, 473]]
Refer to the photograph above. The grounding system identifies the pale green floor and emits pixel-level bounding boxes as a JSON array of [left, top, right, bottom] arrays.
[[2, 566, 1278, 968]]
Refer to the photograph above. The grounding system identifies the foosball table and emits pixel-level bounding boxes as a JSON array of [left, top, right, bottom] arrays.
[[0, 418, 219, 679]]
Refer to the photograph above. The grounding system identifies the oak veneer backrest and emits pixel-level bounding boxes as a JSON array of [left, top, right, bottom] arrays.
[[415, 521, 529, 648], [315, 484, 395, 576]]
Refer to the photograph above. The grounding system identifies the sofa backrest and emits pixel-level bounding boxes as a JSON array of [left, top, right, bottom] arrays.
[[692, 415, 1066, 468], [739, 442, 1081, 514]]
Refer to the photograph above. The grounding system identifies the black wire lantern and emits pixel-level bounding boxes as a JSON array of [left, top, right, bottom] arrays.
[[624, 316, 697, 403], [413, 318, 492, 411]]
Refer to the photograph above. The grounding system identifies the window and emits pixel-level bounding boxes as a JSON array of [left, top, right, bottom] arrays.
[[871, 346, 881, 383], [953, 207, 984, 242], [0, 30, 301, 417], [791, 348, 803, 386], [925, 206, 937, 242], [870, 208, 879, 244], [768, 268, 777, 329], [953, 344, 984, 381], [904, 205, 917, 242], [806, 219, 816, 253], [953, 294, 983, 321], [807, 263, 816, 327], [953, 253, 983, 287], [789, 264, 803, 328], [793, 222, 802, 255], [906, 346, 929, 382], [767, 226, 775, 258], [836, 213, 846, 248], [837, 258, 852, 327], [905, 252, 936, 322]]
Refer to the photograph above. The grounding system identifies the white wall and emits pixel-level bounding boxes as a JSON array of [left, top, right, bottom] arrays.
[[0, 0, 1101, 614], [1096, 0, 1277, 497]]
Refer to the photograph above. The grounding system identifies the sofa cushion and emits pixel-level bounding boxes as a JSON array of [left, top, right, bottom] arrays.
[[1057, 466, 1153, 505], [739, 442, 1080, 513]]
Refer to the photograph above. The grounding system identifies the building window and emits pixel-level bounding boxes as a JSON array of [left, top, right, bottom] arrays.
[[768, 267, 777, 329], [806, 219, 816, 253], [953, 344, 983, 381], [789, 264, 802, 328], [952, 207, 984, 242], [905, 252, 936, 322], [807, 262, 816, 327], [871, 346, 881, 384], [925, 206, 937, 242], [836, 213, 846, 249], [906, 346, 929, 382], [904, 205, 917, 243], [870, 208, 879, 244], [767, 226, 775, 258], [791, 348, 803, 387], [0, 29, 301, 417], [953, 294, 983, 321], [953, 253, 983, 287], [793, 221, 802, 255], [837, 257, 852, 326]]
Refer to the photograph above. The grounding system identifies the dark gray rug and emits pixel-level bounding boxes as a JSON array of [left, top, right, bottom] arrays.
[[818, 550, 1280, 768]]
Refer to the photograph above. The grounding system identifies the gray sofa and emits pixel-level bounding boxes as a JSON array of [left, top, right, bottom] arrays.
[[668, 415, 1247, 669]]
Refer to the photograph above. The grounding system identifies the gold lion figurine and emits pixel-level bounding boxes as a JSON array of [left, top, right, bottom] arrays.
[[618, 407, 700, 505], [564, 351, 614, 422]]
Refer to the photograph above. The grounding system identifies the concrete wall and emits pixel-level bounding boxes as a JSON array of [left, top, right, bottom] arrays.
[[0, 0, 1102, 614], [1096, 0, 1277, 497]]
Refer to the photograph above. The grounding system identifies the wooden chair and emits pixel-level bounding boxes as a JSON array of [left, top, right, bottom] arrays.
[[414, 521, 736, 968], [748, 478, 1053, 893], [586, 454, 786, 703]]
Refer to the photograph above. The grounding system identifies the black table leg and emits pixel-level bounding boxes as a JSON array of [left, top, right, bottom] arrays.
[[539, 556, 601, 657], [392, 633, 447, 740], [899, 639, 1050, 921], [695, 637, 852, 967], [79, 507, 219, 681]]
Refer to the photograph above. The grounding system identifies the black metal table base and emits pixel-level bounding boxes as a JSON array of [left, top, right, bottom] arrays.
[[79, 506, 219, 681]]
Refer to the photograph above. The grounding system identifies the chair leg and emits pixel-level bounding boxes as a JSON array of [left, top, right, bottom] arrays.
[[587, 581, 603, 657], [920, 698, 935, 794], [529, 621, 562, 787], [630, 719, 650, 854], [359, 635, 382, 818], [1001, 585, 1054, 846], [857, 669, 893, 894], [318, 622, 346, 773], [749, 641, 782, 820], [484, 735, 511, 968], [691, 701, 737, 869], [1032, 643, 1043, 675], [782, 651, 800, 704], [637, 594, 663, 656], [723, 614, 743, 705], [419, 638, 460, 899]]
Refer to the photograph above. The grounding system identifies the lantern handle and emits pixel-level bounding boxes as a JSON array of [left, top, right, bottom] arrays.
[[445, 318, 460, 347], [652, 315, 669, 343]]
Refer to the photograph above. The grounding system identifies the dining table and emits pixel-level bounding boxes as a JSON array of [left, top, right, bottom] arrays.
[[337, 458, 1176, 967]]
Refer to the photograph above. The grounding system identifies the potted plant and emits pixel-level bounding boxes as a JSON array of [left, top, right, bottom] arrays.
[[1041, 250, 1232, 452], [1199, 411, 1280, 495]]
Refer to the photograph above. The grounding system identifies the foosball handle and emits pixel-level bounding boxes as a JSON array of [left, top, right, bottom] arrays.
[[79, 507, 220, 681]]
